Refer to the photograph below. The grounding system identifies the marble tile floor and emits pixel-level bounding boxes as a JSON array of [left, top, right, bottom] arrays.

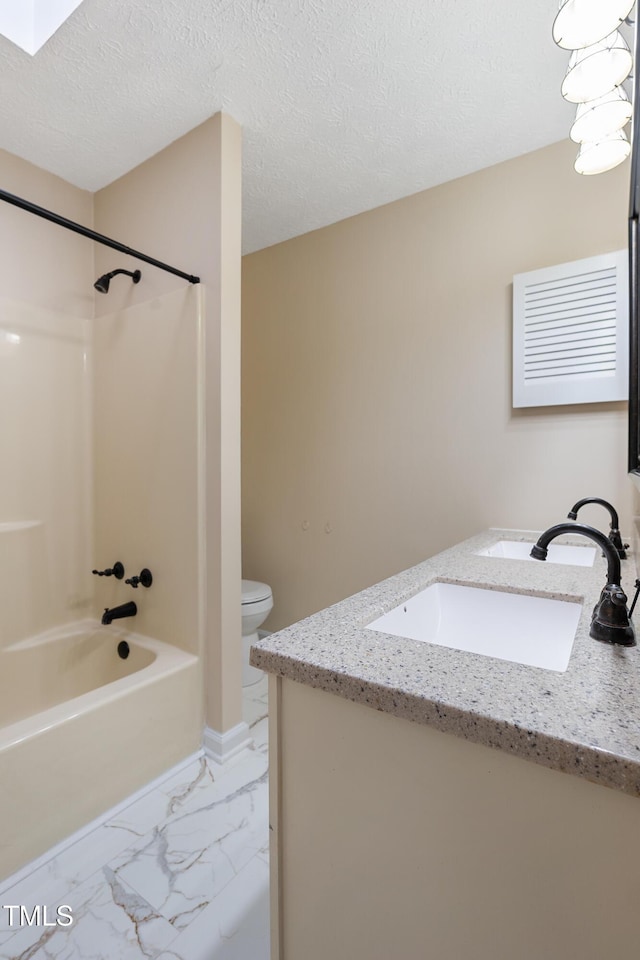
[[0, 676, 270, 960]]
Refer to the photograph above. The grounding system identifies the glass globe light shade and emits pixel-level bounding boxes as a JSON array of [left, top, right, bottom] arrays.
[[574, 130, 631, 175], [570, 88, 633, 142], [561, 31, 632, 103], [553, 0, 635, 50]]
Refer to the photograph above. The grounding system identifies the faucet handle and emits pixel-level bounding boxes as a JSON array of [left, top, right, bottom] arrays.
[[610, 587, 628, 606], [608, 528, 629, 559], [93, 562, 125, 579], [125, 568, 153, 589]]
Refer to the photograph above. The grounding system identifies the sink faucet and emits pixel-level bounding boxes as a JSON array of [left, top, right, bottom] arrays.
[[567, 497, 628, 559], [101, 601, 137, 626], [530, 522, 635, 647]]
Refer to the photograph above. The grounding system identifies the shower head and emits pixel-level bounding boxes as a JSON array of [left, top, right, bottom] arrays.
[[94, 268, 141, 294]]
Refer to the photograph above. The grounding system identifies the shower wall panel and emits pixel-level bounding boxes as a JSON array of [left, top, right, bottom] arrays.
[[0, 297, 92, 648], [92, 287, 203, 659]]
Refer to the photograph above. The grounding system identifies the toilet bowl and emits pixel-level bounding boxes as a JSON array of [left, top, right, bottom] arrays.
[[241, 579, 273, 686]]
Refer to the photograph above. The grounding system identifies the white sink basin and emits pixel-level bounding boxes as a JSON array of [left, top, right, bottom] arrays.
[[366, 582, 582, 672], [477, 540, 596, 567]]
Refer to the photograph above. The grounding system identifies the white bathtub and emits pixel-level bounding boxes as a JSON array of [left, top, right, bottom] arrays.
[[0, 621, 201, 881]]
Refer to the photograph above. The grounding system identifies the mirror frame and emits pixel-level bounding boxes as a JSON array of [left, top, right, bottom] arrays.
[[629, 21, 640, 474]]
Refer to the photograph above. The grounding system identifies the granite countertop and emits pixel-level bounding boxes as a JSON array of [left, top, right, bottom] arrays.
[[251, 528, 640, 798]]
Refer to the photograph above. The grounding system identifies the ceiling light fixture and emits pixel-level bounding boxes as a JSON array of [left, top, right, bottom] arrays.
[[553, 0, 635, 51], [570, 88, 633, 142], [553, 3, 636, 175], [574, 130, 632, 174], [561, 31, 632, 103]]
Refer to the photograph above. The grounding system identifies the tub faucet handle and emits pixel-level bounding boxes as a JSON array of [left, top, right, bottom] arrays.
[[125, 568, 153, 589], [92, 562, 125, 580]]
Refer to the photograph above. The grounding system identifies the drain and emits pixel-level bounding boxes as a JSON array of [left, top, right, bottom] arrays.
[[117, 640, 130, 660]]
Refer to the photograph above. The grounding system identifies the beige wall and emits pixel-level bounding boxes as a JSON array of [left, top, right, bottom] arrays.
[[242, 139, 632, 631], [95, 114, 243, 733], [0, 148, 94, 317], [93, 118, 223, 312], [0, 153, 94, 646]]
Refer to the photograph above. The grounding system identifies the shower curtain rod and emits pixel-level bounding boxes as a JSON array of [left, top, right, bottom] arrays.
[[0, 187, 200, 285]]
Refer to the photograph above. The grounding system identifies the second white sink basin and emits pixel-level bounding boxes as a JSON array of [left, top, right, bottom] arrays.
[[477, 540, 596, 567], [366, 582, 582, 672]]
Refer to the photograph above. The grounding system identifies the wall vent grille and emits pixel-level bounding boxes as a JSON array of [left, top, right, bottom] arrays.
[[513, 250, 628, 408]]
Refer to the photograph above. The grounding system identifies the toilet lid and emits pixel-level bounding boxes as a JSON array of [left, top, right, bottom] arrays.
[[242, 579, 272, 604]]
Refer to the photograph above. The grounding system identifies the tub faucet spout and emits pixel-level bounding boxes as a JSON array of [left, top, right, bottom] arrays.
[[530, 522, 635, 647], [102, 601, 137, 626]]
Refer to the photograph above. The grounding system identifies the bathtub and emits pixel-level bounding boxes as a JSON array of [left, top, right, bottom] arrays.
[[0, 621, 201, 882]]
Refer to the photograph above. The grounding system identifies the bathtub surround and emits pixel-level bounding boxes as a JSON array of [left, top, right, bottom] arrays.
[[92, 288, 201, 655], [0, 113, 244, 878], [0, 298, 91, 646], [242, 138, 632, 632], [0, 282, 212, 881], [0, 152, 93, 650]]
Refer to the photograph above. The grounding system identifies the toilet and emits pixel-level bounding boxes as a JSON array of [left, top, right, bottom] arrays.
[[241, 579, 273, 686]]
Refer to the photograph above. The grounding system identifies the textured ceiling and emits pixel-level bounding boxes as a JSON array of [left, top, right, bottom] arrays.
[[0, 0, 573, 253]]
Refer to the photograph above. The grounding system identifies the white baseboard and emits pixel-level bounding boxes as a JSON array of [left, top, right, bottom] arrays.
[[203, 721, 253, 764]]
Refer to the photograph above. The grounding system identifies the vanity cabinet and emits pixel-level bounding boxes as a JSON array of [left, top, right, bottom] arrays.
[[254, 530, 640, 960], [269, 676, 640, 960]]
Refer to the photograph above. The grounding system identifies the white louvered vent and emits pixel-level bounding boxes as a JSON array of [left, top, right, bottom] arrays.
[[513, 250, 628, 408]]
